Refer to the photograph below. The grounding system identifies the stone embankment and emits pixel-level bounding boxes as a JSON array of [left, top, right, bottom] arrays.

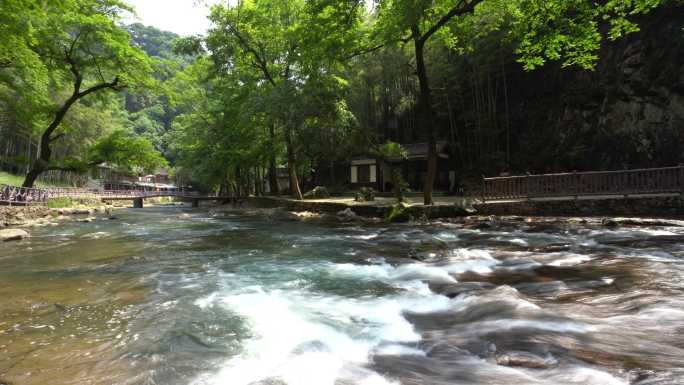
[[246, 196, 472, 220], [474, 195, 684, 218], [245, 195, 684, 221], [0, 205, 116, 242]]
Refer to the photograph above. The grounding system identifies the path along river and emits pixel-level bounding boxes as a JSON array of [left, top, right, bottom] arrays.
[[1, 207, 683, 385]]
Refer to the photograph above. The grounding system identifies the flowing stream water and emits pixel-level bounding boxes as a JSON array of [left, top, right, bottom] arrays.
[[1, 207, 683, 385]]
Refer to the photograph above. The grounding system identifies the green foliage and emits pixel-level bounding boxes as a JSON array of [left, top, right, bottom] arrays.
[[47, 197, 74, 209], [515, 0, 667, 70], [355, 187, 376, 202], [385, 203, 410, 223], [89, 130, 168, 173], [376, 141, 408, 160]]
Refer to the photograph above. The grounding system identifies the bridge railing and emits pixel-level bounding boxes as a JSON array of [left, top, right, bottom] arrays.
[[0, 184, 50, 206], [1, 184, 202, 205], [45, 187, 96, 199], [482, 166, 684, 202], [98, 190, 199, 198]]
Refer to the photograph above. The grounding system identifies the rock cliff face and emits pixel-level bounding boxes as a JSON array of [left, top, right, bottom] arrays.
[[509, 5, 684, 172], [434, 4, 684, 175]]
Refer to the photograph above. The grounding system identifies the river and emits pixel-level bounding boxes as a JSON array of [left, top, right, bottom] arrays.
[[1, 207, 683, 385]]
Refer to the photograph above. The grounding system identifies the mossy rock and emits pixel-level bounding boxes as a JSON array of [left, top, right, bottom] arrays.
[[303, 186, 331, 199]]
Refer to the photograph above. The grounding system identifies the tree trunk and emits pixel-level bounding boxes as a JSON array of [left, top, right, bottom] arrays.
[[268, 124, 280, 195], [22, 100, 69, 187], [21, 71, 119, 187], [235, 166, 242, 198], [413, 27, 437, 205], [285, 128, 303, 200]]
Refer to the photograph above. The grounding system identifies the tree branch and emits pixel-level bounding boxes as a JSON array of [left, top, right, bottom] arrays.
[[346, 43, 386, 59], [226, 22, 277, 87], [77, 77, 121, 98], [419, 0, 483, 45]]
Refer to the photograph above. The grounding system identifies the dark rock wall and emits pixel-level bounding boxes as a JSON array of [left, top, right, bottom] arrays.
[[437, 4, 684, 175]]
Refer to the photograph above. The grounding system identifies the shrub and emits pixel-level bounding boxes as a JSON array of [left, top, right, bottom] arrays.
[[355, 187, 375, 202], [303, 186, 331, 199], [47, 197, 73, 209], [385, 203, 410, 223]]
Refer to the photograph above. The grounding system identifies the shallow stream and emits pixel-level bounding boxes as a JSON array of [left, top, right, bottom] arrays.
[[1, 207, 683, 385]]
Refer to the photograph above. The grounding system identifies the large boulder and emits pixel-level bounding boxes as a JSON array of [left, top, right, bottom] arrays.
[[0, 228, 29, 242]]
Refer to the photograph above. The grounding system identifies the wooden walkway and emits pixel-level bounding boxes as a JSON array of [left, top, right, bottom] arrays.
[[0, 184, 232, 207], [482, 166, 684, 202]]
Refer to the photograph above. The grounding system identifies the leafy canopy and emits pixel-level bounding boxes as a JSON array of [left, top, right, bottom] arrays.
[[90, 130, 168, 174]]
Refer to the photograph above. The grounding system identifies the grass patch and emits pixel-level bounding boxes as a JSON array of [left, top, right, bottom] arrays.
[[0, 171, 74, 188], [0, 171, 28, 186], [47, 197, 74, 209]]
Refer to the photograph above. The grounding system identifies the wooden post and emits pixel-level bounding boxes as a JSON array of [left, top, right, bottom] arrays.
[[481, 175, 486, 204]]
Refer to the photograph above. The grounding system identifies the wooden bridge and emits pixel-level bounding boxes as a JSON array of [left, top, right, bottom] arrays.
[[481, 166, 684, 202], [0, 185, 232, 208], [4, 165, 684, 207]]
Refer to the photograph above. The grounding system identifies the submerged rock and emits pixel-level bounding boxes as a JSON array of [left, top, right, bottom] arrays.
[[429, 281, 496, 298], [337, 208, 360, 221], [495, 351, 555, 369], [0, 228, 29, 242]]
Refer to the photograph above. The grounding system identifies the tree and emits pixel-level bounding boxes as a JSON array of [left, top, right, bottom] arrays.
[[89, 130, 168, 173], [371, 0, 669, 204], [0, 0, 153, 187], [206, 0, 365, 199], [374, 0, 484, 205]]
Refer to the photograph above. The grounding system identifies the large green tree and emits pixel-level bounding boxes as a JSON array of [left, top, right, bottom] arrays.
[[205, 0, 364, 199], [0, 0, 154, 187]]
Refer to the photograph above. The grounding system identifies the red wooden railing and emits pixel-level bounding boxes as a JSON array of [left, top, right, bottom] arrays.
[[1, 185, 198, 206], [482, 166, 684, 202], [0, 184, 50, 206]]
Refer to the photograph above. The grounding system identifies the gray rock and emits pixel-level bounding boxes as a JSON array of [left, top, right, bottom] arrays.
[[337, 208, 359, 221], [0, 228, 29, 242], [495, 351, 555, 369], [429, 282, 496, 298]]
